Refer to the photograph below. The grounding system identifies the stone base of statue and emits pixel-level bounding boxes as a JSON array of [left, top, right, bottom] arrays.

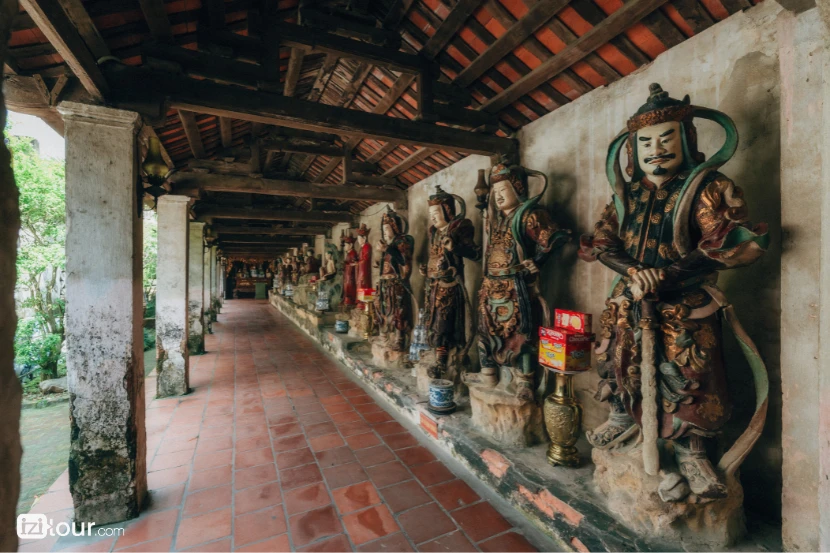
[[592, 445, 745, 549], [371, 339, 410, 371], [294, 282, 310, 307], [467, 381, 545, 448], [415, 350, 468, 399], [348, 307, 371, 339]]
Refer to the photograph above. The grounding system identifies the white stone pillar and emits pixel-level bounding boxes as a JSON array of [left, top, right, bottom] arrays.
[[188, 222, 205, 354], [209, 245, 218, 320], [155, 196, 190, 397], [58, 102, 146, 525], [203, 242, 212, 330], [779, 7, 830, 551]]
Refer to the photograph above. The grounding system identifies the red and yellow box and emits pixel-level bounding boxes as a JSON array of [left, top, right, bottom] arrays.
[[357, 288, 376, 302], [554, 309, 592, 333], [539, 327, 593, 372]]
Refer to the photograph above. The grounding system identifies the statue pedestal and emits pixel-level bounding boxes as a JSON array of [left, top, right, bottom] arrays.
[[415, 350, 467, 398], [294, 283, 310, 307], [467, 382, 545, 447], [371, 339, 410, 371], [348, 307, 370, 339], [592, 446, 745, 549]]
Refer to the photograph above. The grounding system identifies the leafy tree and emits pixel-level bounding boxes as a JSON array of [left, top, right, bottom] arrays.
[[10, 134, 66, 380]]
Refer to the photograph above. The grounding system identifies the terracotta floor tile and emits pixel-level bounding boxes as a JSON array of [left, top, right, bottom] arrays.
[[193, 450, 234, 472], [183, 484, 233, 516], [416, 531, 477, 552], [342, 504, 399, 545], [305, 422, 338, 438], [235, 463, 279, 490], [276, 447, 317, 470], [346, 432, 381, 450], [296, 402, 325, 414], [57, 537, 115, 552], [366, 461, 411, 489], [396, 447, 437, 467], [234, 482, 283, 515], [146, 483, 185, 513], [270, 422, 304, 439], [189, 464, 233, 492], [234, 534, 291, 552], [378, 481, 432, 514], [315, 446, 358, 469], [175, 507, 233, 550], [284, 482, 332, 515], [280, 463, 324, 490], [114, 536, 173, 552], [347, 395, 374, 405], [332, 481, 382, 514], [297, 534, 353, 552], [337, 421, 372, 437], [197, 435, 234, 454], [299, 412, 332, 425], [320, 395, 348, 405], [115, 512, 178, 549], [371, 422, 406, 436], [428, 480, 480, 512], [354, 446, 396, 468], [323, 462, 369, 489], [274, 434, 309, 452], [156, 437, 198, 455], [396, 503, 456, 545], [235, 435, 271, 453], [362, 412, 394, 425], [382, 433, 419, 451], [411, 462, 454, 487], [324, 403, 355, 414], [289, 506, 343, 547], [478, 532, 537, 552], [236, 447, 275, 469], [234, 505, 288, 547], [310, 433, 346, 452], [268, 413, 299, 427], [331, 411, 363, 424], [356, 533, 414, 552], [147, 465, 190, 490], [451, 502, 512, 542]]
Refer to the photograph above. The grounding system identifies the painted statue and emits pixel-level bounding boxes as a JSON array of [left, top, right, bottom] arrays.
[[319, 247, 336, 281], [356, 224, 372, 296], [305, 249, 320, 277], [466, 160, 570, 402], [374, 207, 414, 351], [418, 186, 481, 378], [341, 233, 358, 306], [291, 255, 301, 284], [579, 83, 769, 501]]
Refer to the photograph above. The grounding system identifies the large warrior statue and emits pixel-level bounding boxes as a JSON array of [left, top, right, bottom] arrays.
[[419, 186, 481, 378], [579, 84, 769, 500], [356, 224, 372, 297], [467, 161, 570, 402], [341, 232, 358, 307], [374, 207, 414, 351]]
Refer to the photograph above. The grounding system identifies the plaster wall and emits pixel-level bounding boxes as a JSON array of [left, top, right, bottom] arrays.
[[359, 0, 786, 524]]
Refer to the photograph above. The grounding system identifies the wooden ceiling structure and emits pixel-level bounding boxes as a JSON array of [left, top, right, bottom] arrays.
[[5, 0, 756, 253]]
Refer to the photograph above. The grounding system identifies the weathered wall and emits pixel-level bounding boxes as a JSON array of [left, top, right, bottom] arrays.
[[360, 0, 786, 524], [0, 0, 22, 549]]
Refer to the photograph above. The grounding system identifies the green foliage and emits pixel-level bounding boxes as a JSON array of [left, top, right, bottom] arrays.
[[14, 318, 62, 383], [144, 212, 158, 289], [143, 327, 156, 351]]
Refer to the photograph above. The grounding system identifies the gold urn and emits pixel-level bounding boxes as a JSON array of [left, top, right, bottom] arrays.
[[544, 371, 582, 467]]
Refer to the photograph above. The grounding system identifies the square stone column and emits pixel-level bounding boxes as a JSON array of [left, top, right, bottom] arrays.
[[155, 195, 190, 397], [203, 244, 213, 330], [58, 102, 146, 525], [209, 245, 218, 321], [188, 222, 205, 354]]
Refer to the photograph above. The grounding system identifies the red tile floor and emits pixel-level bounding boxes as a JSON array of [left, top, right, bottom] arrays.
[[22, 300, 541, 552]]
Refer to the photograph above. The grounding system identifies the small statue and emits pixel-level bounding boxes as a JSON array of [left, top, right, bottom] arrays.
[[373, 207, 414, 352], [418, 186, 481, 379], [341, 233, 358, 307], [579, 83, 769, 501], [466, 160, 570, 403], [305, 249, 320, 276], [355, 224, 373, 297], [291, 255, 301, 284], [319, 247, 336, 281]]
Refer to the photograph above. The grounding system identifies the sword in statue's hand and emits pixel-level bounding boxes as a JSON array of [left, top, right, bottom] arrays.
[[630, 278, 661, 476]]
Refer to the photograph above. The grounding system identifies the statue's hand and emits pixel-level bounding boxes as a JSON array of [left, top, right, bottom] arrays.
[[441, 236, 454, 251], [376, 240, 388, 253], [418, 264, 427, 276], [630, 268, 665, 299], [521, 259, 539, 274]]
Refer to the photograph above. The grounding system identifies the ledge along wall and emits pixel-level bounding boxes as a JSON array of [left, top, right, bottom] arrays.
[[357, 0, 785, 525]]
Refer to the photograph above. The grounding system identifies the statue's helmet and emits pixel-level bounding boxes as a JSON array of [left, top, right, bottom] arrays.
[[341, 233, 356, 245], [489, 161, 528, 201], [428, 185, 456, 223], [626, 83, 704, 179], [355, 223, 371, 238], [381, 206, 407, 237]]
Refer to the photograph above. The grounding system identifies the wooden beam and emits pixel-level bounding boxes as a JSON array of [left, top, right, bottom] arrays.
[[142, 42, 267, 88], [482, 0, 669, 113], [20, 0, 108, 101], [171, 172, 407, 203], [213, 225, 329, 235], [198, 207, 354, 224], [307, 53, 338, 102], [104, 65, 516, 156], [219, 236, 307, 244], [284, 48, 304, 97], [138, 0, 172, 39], [383, 148, 435, 178], [219, 117, 233, 149], [56, 0, 109, 59], [453, 0, 569, 88], [260, 138, 345, 157], [178, 110, 205, 159], [383, 0, 417, 29], [421, 0, 482, 59]]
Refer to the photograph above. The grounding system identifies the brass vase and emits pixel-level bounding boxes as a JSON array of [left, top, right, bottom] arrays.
[[363, 301, 375, 340], [544, 371, 582, 467]]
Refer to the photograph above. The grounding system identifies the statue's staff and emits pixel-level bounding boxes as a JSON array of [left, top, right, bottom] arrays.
[[635, 287, 660, 476]]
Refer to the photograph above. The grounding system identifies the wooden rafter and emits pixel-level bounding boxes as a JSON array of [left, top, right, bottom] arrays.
[[178, 110, 206, 159], [219, 117, 233, 150], [284, 48, 304, 97], [137, 0, 172, 39], [198, 207, 354, 224], [213, 225, 329, 236]]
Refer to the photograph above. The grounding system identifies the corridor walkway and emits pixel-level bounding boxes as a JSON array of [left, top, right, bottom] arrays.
[[23, 300, 539, 553]]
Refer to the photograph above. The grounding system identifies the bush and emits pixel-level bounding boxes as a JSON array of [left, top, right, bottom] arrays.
[[143, 327, 156, 351], [14, 318, 62, 383]]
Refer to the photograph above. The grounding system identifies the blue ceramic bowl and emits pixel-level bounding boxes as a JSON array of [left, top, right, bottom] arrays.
[[429, 379, 454, 408]]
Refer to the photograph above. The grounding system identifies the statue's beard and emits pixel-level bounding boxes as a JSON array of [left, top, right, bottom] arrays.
[[652, 166, 668, 176]]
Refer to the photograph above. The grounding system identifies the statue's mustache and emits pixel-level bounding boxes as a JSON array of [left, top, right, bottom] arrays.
[[644, 153, 676, 164]]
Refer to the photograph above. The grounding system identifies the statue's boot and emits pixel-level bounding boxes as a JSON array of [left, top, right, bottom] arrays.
[[464, 366, 498, 387], [428, 347, 448, 379], [586, 411, 637, 449], [675, 438, 727, 499], [514, 373, 534, 403]]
